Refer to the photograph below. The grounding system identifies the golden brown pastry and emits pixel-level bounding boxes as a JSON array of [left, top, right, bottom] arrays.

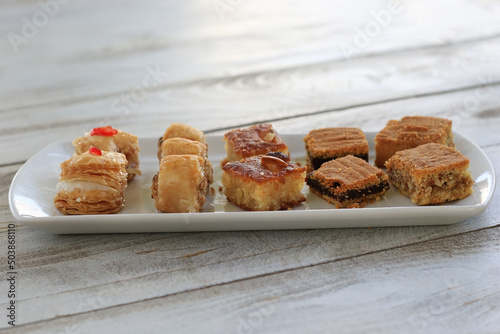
[[73, 126, 140, 180], [303, 127, 369, 171], [157, 123, 206, 158], [54, 148, 128, 215], [222, 152, 306, 211], [374, 116, 454, 168], [159, 137, 213, 190], [223, 123, 289, 163], [151, 155, 207, 213], [385, 143, 473, 205], [161, 123, 206, 143], [306, 155, 389, 208]]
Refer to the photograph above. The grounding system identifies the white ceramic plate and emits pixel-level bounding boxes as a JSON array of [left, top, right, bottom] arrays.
[[9, 133, 496, 234]]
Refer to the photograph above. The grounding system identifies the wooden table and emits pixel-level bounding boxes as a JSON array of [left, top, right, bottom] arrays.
[[1, 0, 499, 332]]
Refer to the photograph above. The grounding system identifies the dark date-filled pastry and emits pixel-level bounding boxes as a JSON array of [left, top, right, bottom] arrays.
[[303, 127, 369, 171], [306, 155, 390, 208]]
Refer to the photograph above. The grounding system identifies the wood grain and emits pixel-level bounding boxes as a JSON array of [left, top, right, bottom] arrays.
[[270, 86, 500, 148], [9, 224, 500, 333], [1, 0, 499, 332], [2, 0, 500, 111], [1, 37, 500, 165]]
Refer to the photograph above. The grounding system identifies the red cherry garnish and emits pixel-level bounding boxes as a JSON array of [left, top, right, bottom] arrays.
[[90, 126, 118, 136], [89, 146, 102, 155]]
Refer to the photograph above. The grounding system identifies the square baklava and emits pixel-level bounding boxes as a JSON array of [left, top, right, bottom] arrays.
[[385, 143, 474, 205], [54, 148, 128, 215], [304, 127, 369, 170], [222, 152, 306, 211], [306, 155, 390, 208], [223, 123, 289, 163], [374, 116, 454, 167]]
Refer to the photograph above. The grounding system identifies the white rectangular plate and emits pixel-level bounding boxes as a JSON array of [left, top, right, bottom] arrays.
[[9, 132, 496, 234]]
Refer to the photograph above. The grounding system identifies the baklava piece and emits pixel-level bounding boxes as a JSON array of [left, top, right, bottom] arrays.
[[158, 123, 206, 153], [73, 126, 141, 180], [222, 152, 306, 211], [151, 155, 208, 213], [306, 155, 390, 208], [54, 147, 128, 215], [304, 127, 369, 171], [223, 123, 289, 163], [385, 143, 474, 205], [374, 116, 454, 167], [159, 137, 213, 190]]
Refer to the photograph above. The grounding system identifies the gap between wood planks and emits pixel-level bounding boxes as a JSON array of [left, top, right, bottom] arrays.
[[203, 81, 500, 134], [0, 161, 24, 169], [1, 78, 500, 156], [12, 223, 500, 328], [2, 32, 500, 114]]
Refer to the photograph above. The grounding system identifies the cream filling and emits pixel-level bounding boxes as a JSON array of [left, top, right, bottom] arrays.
[[56, 181, 114, 193]]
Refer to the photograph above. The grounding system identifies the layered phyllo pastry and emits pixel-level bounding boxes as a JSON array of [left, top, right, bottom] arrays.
[[151, 155, 208, 213], [158, 137, 213, 190], [54, 147, 128, 215], [158, 123, 206, 153], [73, 126, 140, 180]]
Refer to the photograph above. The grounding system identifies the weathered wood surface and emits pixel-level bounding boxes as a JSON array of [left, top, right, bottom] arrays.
[[0, 0, 499, 332], [10, 225, 500, 334], [2, 0, 500, 164]]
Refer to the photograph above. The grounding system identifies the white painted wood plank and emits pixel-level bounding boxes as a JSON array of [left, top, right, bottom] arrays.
[[1, 39, 499, 165], [9, 225, 500, 333], [1, 0, 500, 110], [270, 86, 500, 149]]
